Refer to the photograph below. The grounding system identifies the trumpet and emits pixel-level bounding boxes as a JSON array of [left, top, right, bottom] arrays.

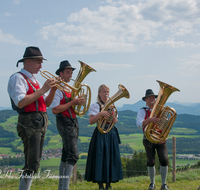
[[40, 70, 77, 93]]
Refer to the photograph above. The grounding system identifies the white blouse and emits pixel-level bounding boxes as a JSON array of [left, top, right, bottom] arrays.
[[88, 102, 118, 118], [88, 102, 100, 116]]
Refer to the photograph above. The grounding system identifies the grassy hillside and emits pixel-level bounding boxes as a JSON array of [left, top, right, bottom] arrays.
[[1, 109, 200, 174], [0, 168, 200, 190]]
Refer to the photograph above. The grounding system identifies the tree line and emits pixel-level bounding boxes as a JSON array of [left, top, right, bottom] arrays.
[[167, 137, 200, 154]]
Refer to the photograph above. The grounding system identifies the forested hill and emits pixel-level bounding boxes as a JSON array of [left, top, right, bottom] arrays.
[[0, 109, 200, 137], [0, 110, 17, 123]]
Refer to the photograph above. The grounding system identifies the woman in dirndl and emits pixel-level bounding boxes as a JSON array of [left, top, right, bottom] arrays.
[[84, 84, 123, 190]]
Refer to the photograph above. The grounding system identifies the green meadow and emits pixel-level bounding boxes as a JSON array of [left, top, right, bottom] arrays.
[[1, 115, 200, 174], [1, 168, 200, 190], [0, 116, 18, 133]]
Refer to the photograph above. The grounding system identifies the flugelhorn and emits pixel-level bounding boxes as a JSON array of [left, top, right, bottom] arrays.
[[98, 84, 130, 134], [40, 60, 96, 116], [144, 80, 180, 143]]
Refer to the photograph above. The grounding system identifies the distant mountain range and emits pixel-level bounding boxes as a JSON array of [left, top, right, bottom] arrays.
[[117, 100, 200, 116], [0, 107, 12, 111], [1, 101, 200, 115]]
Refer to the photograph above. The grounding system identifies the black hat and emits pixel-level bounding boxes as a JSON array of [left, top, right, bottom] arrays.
[[55, 60, 76, 75], [142, 89, 158, 101], [16, 46, 47, 67]]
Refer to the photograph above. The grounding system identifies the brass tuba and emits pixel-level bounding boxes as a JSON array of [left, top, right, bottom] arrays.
[[98, 84, 130, 134], [144, 80, 180, 144], [71, 60, 96, 116]]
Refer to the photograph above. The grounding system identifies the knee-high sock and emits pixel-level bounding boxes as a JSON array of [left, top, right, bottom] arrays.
[[148, 166, 155, 184], [58, 161, 65, 190], [19, 174, 33, 190], [63, 163, 74, 190], [160, 165, 168, 185]]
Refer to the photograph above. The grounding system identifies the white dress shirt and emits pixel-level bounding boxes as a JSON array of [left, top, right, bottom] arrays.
[[136, 106, 152, 129], [7, 69, 47, 107], [50, 86, 71, 108]]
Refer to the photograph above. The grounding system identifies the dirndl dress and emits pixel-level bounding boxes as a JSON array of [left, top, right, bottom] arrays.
[[84, 103, 123, 183]]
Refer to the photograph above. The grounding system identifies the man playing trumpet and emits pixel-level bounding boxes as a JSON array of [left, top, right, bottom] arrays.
[[50, 60, 85, 190], [7, 46, 57, 190], [136, 89, 169, 190]]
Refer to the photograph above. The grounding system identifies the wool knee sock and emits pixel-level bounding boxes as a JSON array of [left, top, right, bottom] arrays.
[[19, 174, 33, 190], [148, 166, 155, 184], [62, 163, 74, 190], [160, 165, 168, 185], [58, 161, 65, 190]]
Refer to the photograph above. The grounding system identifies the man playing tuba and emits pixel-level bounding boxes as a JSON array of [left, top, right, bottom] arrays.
[[136, 89, 169, 190], [50, 60, 85, 190]]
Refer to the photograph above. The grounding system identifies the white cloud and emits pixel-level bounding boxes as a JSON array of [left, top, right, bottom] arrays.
[[153, 39, 197, 48], [189, 54, 200, 59], [0, 29, 27, 45], [178, 53, 200, 76], [4, 13, 15, 17], [39, 5, 161, 54], [39, 0, 200, 55], [89, 62, 133, 70], [13, 0, 23, 4]]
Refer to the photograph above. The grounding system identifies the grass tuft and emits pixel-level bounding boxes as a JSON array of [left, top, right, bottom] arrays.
[[1, 168, 200, 190]]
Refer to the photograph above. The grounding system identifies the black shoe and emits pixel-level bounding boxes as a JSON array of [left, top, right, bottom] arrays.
[[160, 184, 169, 190], [148, 183, 155, 189], [105, 187, 112, 190]]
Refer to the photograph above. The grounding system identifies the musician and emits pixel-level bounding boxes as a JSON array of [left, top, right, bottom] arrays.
[[84, 84, 123, 190], [7, 46, 57, 190], [136, 89, 169, 190], [51, 60, 85, 190]]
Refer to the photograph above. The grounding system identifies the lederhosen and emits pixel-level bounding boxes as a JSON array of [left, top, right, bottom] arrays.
[[56, 91, 79, 166], [11, 72, 48, 175], [142, 107, 169, 167]]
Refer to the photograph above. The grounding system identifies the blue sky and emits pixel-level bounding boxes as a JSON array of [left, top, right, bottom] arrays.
[[1, 0, 200, 108]]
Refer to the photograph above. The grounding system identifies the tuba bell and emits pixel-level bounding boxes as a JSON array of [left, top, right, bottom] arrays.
[[98, 84, 130, 134], [144, 80, 180, 144], [71, 60, 96, 116]]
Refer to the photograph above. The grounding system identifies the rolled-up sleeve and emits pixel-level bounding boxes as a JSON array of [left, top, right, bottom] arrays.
[[136, 109, 146, 129], [50, 89, 63, 108], [7, 74, 27, 107]]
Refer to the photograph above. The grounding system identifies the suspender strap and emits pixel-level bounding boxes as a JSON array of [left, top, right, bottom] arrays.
[[142, 107, 149, 118], [97, 102, 102, 112], [19, 72, 39, 112]]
